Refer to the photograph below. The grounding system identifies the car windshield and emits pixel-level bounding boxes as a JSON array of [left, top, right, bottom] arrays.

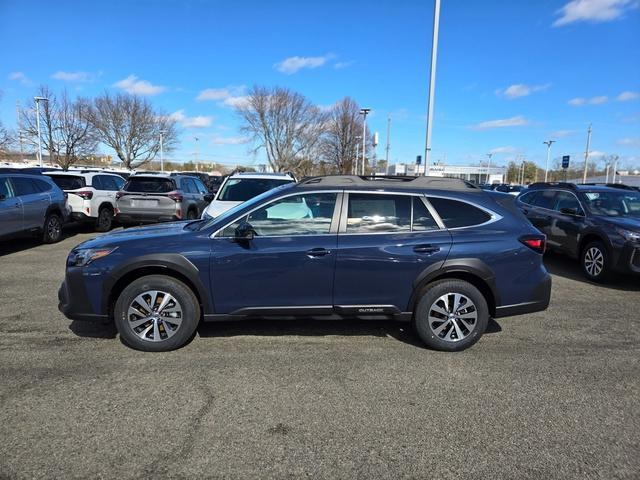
[[47, 175, 86, 190], [217, 178, 293, 201], [124, 177, 175, 193], [583, 190, 640, 217]]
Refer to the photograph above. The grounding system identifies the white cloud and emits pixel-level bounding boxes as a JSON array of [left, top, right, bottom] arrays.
[[495, 83, 551, 99], [196, 85, 249, 108], [618, 137, 640, 147], [489, 146, 521, 154], [568, 95, 608, 106], [334, 61, 354, 69], [113, 75, 166, 95], [588, 150, 608, 157], [274, 54, 333, 74], [617, 91, 639, 101], [222, 96, 250, 108], [471, 116, 530, 130], [549, 129, 576, 138], [51, 71, 92, 82], [169, 110, 213, 128], [8, 71, 33, 86], [553, 0, 638, 27], [211, 135, 250, 145]]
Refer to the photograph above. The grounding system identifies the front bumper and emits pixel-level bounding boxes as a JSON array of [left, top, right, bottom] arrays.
[[493, 272, 552, 318], [58, 272, 108, 323], [613, 242, 640, 275]]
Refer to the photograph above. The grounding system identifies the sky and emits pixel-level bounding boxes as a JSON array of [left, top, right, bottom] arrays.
[[1, 0, 639, 170]]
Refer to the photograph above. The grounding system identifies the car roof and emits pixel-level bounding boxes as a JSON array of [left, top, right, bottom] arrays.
[[228, 172, 295, 180], [295, 175, 481, 192], [45, 171, 123, 178], [129, 173, 174, 179]]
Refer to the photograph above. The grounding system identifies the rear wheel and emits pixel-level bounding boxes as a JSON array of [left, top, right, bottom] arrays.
[[114, 275, 200, 352], [42, 213, 63, 243], [581, 240, 610, 282], [95, 206, 114, 232], [186, 208, 197, 220], [414, 279, 489, 352]]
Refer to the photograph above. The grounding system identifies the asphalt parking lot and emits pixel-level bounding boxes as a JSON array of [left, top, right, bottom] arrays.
[[1, 228, 639, 479]]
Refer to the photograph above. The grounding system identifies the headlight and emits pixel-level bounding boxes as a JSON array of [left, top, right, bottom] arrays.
[[68, 247, 117, 267], [615, 228, 640, 243]]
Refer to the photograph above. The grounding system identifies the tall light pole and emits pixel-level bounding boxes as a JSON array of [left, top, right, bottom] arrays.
[[385, 115, 391, 166], [159, 129, 165, 172], [34, 96, 48, 167], [543, 140, 555, 182], [359, 108, 370, 176], [582, 123, 592, 184], [485, 153, 493, 184], [424, 0, 441, 176], [354, 136, 361, 175], [611, 155, 619, 183]]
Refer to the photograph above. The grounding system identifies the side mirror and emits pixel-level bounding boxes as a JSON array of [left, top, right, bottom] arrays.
[[234, 221, 255, 242], [204, 193, 214, 203], [560, 207, 580, 216]]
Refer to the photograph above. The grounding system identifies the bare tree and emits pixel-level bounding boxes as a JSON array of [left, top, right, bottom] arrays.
[[87, 92, 178, 169], [319, 97, 374, 174], [0, 92, 14, 157], [21, 87, 98, 169], [236, 86, 327, 174]]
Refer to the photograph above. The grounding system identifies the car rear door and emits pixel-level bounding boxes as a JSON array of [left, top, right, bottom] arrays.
[[0, 176, 23, 236], [11, 176, 49, 230], [210, 192, 340, 314], [520, 189, 556, 235], [332, 192, 452, 314], [548, 190, 585, 256]]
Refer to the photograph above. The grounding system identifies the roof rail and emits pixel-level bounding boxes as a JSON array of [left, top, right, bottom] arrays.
[[298, 175, 479, 191], [582, 182, 637, 190], [528, 182, 578, 190]]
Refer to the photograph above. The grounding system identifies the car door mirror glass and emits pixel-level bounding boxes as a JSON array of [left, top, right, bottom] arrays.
[[234, 221, 255, 242]]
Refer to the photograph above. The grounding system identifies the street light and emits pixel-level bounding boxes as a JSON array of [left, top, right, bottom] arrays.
[[485, 153, 493, 184], [354, 136, 362, 175], [34, 96, 49, 167], [359, 108, 370, 175], [543, 140, 555, 182], [159, 129, 166, 172], [424, 0, 441, 176]]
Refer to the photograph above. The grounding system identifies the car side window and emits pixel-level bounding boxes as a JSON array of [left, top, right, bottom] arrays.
[[11, 177, 39, 196], [193, 178, 208, 194], [530, 190, 556, 209], [33, 178, 52, 192], [428, 197, 491, 228], [519, 191, 538, 205], [0, 177, 15, 198], [92, 175, 104, 190], [346, 193, 411, 233], [412, 197, 439, 231], [221, 193, 337, 237], [183, 179, 196, 194], [113, 176, 125, 190], [554, 191, 583, 215]]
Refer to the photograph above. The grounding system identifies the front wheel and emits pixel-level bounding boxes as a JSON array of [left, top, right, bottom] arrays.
[[581, 241, 610, 282], [114, 275, 200, 351], [414, 279, 489, 352]]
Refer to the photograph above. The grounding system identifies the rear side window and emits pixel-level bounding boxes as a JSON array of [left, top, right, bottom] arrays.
[[428, 197, 491, 228], [193, 178, 208, 193], [0, 177, 14, 198], [412, 197, 439, 231], [33, 178, 52, 192], [124, 177, 175, 193], [519, 191, 537, 205], [530, 190, 556, 209], [11, 177, 40, 196], [347, 193, 411, 233], [48, 175, 86, 190]]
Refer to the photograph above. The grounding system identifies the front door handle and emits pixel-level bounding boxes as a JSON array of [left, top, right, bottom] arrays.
[[414, 244, 440, 254], [306, 248, 331, 257]]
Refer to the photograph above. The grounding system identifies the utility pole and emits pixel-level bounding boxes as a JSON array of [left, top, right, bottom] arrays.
[[424, 0, 441, 176], [194, 136, 200, 166], [359, 108, 370, 176], [34, 96, 48, 167], [485, 153, 493, 184], [611, 155, 619, 183], [159, 130, 165, 172], [385, 115, 391, 165], [582, 123, 592, 184], [354, 136, 361, 175], [543, 140, 555, 182]]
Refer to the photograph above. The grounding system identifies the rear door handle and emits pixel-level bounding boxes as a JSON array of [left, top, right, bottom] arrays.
[[414, 244, 440, 254], [306, 248, 331, 257]]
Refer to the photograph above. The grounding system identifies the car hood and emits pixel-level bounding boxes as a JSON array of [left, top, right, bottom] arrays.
[[75, 221, 193, 249], [202, 200, 242, 218], [595, 215, 640, 231]]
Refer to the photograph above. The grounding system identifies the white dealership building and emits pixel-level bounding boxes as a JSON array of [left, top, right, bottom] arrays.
[[386, 163, 505, 184]]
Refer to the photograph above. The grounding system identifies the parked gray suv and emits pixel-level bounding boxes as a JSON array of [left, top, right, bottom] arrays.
[[0, 173, 68, 243], [115, 174, 213, 225]]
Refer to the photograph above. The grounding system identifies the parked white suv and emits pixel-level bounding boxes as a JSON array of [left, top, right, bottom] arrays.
[[201, 172, 296, 219], [46, 171, 125, 231]]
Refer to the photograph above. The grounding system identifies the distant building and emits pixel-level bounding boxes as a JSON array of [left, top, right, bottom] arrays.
[[386, 163, 505, 184]]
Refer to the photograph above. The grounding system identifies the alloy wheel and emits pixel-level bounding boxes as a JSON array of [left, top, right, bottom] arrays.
[[47, 216, 61, 240], [428, 293, 477, 342], [584, 247, 604, 277], [127, 290, 183, 342]]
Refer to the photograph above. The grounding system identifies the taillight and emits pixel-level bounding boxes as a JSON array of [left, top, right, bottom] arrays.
[[168, 191, 183, 202], [520, 235, 546, 254], [74, 190, 93, 200], [115, 191, 125, 200]]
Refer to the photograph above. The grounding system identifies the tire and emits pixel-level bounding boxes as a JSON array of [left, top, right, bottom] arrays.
[[581, 240, 610, 282], [42, 212, 63, 243], [114, 275, 200, 352], [95, 206, 114, 232], [186, 208, 197, 220], [413, 279, 489, 352]]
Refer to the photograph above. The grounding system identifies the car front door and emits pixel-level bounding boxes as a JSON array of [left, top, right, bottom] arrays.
[[548, 190, 585, 256], [332, 193, 452, 314], [210, 192, 340, 314], [0, 176, 23, 236]]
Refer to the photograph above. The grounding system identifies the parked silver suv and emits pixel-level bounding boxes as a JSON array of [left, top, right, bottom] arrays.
[[0, 173, 68, 243], [115, 173, 213, 225]]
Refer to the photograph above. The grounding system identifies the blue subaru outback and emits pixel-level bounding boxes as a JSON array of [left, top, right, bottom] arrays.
[[58, 176, 551, 352]]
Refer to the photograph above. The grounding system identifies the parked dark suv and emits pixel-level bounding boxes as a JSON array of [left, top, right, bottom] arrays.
[[0, 173, 68, 243], [59, 175, 551, 352], [515, 182, 640, 281]]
